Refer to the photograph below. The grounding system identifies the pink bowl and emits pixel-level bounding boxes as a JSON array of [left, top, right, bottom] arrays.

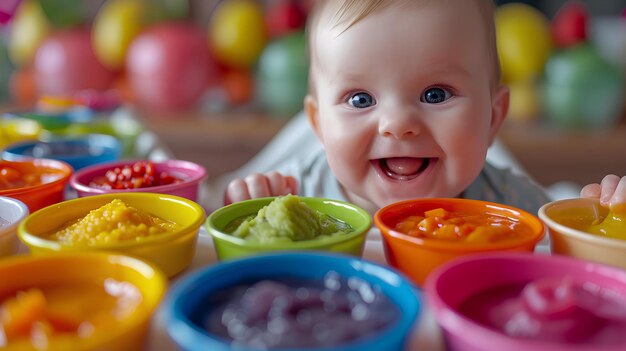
[[425, 252, 626, 351], [69, 159, 207, 201]]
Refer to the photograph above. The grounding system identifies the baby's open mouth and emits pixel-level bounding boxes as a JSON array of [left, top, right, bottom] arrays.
[[379, 157, 432, 181]]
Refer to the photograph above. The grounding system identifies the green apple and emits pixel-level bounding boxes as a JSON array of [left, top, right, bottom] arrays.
[[256, 31, 308, 117], [543, 43, 624, 129]]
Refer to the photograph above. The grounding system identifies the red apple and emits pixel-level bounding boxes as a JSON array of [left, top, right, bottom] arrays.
[[265, 0, 306, 38], [126, 22, 217, 112], [34, 29, 115, 96], [551, 1, 588, 48]]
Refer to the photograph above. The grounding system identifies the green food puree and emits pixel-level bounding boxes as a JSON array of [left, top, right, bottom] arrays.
[[228, 195, 353, 243]]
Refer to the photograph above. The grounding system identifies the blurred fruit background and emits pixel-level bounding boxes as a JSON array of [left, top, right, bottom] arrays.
[[0, 0, 313, 117], [496, 0, 626, 129], [0, 0, 624, 125]]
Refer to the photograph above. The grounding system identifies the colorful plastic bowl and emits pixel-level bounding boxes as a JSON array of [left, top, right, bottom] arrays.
[[205, 197, 372, 261], [43, 115, 142, 157], [539, 197, 626, 270], [3, 107, 92, 131], [0, 252, 167, 350], [69, 159, 207, 201], [374, 198, 545, 286], [425, 252, 626, 351], [18, 192, 205, 277], [2, 134, 122, 170], [0, 117, 41, 150], [0, 159, 73, 212], [163, 252, 420, 351], [0, 196, 28, 258]]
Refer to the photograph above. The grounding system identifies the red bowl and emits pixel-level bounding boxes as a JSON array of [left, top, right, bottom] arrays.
[[0, 159, 72, 212]]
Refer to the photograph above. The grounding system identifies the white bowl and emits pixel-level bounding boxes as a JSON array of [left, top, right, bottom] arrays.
[[0, 196, 29, 257]]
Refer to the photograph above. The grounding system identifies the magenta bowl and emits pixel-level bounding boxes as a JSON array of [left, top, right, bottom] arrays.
[[69, 159, 207, 201], [425, 252, 626, 351]]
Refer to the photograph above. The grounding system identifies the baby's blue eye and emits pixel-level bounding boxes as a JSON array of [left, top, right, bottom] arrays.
[[421, 87, 452, 104], [348, 92, 375, 108]]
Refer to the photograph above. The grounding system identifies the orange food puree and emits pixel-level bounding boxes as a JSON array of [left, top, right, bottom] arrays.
[[0, 282, 141, 349], [394, 208, 532, 243], [0, 166, 64, 191], [51, 199, 179, 245]]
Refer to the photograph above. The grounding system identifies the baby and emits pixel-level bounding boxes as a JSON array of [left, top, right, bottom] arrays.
[[224, 0, 626, 215]]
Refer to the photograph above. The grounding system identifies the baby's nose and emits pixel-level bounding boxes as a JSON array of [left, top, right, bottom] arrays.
[[378, 107, 422, 139]]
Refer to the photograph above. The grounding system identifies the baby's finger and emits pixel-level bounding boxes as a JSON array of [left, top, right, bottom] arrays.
[[225, 178, 251, 205], [286, 176, 298, 194], [244, 173, 272, 198], [600, 174, 621, 206], [580, 183, 601, 199], [266, 172, 292, 196], [608, 176, 626, 214]]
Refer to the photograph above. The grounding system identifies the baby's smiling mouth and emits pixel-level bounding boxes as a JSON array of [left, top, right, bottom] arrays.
[[378, 157, 433, 181]]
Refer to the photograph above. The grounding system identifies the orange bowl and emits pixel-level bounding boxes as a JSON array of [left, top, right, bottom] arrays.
[[0, 159, 72, 212], [374, 198, 545, 287]]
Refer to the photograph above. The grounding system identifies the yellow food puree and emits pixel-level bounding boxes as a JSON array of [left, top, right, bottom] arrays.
[[51, 199, 179, 245]]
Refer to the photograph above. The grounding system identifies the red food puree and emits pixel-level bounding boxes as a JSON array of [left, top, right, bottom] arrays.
[[458, 277, 626, 345]]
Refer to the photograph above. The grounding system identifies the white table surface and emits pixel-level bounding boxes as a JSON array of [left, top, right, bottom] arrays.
[[146, 227, 446, 351]]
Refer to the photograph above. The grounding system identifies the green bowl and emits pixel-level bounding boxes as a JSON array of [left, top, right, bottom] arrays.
[[205, 197, 372, 261]]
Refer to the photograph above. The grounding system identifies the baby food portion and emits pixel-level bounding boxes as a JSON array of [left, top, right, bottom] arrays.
[[551, 205, 626, 241], [588, 210, 626, 239], [0, 281, 142, 349], [89, 161, 183, 190], [0, 166, 64, 191], [51, 199, 179, 245], [394, 208, 533, 243], [459, 277, 626, 345], [204, 272, 400, 349], [228, 195, 353, 243]]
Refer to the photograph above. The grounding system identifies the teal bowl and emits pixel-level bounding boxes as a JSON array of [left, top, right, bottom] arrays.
[[205, 197, 372, 261]]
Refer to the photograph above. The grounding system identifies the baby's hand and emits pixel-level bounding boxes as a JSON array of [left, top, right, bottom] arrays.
[[224, 172, 298, 205], [580, 175, 626, 212]]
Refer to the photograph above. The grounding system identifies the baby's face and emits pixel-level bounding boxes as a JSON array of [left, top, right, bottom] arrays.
[[307, 0, 507, 209]]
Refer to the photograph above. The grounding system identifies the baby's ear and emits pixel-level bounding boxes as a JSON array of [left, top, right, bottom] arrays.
[[488, 85, 510, 145], [304, 95, 322, 141]]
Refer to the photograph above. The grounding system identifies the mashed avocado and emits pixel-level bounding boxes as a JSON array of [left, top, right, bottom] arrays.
[[228, 195, 352, 243]]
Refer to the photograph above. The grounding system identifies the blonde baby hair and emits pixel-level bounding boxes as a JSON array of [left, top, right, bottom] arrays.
[[306, 0, 501, 91]]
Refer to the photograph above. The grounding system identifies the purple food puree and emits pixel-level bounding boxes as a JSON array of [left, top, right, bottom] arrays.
[[205, 271, 400, 349], [459, 276, 626, 345]]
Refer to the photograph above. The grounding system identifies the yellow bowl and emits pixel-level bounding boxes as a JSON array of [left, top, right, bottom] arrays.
[[0, 117, 41, 149], [539, 197, 626, 270], [0, 252, 167, 351], [18, 192, 205, 277]]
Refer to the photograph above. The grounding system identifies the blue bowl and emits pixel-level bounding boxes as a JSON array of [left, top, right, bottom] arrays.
[[2, 134, 122, 170], [4, 107, 93, 130], [163, 252, 420, 351]]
